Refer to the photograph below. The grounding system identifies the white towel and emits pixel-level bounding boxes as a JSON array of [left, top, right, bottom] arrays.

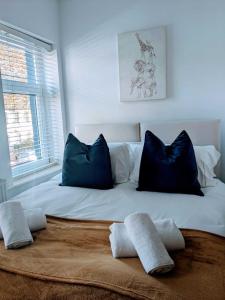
[[109, 223, 137, 258], [24, 208, 47, 232], [0, 207, 47, 239], [124, 213, 174, 274], [0, 202, 33, 249], [109, 219, 185, 258]]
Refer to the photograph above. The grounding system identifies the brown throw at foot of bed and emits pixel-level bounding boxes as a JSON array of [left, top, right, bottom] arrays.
[[0, 216, 224, 300]]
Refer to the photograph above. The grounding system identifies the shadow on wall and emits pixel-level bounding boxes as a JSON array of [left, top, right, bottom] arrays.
[[60, 0, 138, 48]]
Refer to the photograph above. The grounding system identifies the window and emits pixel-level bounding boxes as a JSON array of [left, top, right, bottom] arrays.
[[0, 24, 64, 180]]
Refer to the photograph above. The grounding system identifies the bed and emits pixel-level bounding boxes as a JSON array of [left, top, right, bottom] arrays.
[[1, 119, 225, 299]]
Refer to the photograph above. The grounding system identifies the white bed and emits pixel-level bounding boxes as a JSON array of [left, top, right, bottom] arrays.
[[11, 119, 225, 237], [12, 174, 225, 237]]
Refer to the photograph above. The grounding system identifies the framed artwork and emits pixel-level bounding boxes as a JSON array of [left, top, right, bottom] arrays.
[[118, 26, 166, 101]]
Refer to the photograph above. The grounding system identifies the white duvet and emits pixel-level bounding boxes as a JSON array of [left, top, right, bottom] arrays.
[[11, 175, 225, 237]]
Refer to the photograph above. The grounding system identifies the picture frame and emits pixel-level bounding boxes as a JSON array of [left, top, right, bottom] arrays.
[[118, 26, 166, 101]]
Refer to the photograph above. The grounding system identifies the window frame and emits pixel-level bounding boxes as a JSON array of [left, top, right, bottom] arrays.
[[0, 25, 61, 182], [0, 71, 12, 184]]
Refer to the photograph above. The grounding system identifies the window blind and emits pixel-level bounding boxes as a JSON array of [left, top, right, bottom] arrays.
[[0, 25, 64, 178]]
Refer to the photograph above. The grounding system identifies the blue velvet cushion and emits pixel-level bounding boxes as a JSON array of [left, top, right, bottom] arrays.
[[137, 130, 203, 196], [60, 133, 113, 189]]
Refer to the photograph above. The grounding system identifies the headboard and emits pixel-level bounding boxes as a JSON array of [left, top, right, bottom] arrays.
[[74, 123, 140, 144], [75, 119, 220, 148], [74, 119, 221, 176], [140, 119, 221, 151]]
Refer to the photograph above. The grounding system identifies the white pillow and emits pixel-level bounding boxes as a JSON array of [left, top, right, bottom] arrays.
[[128, 143, 221, 187], [194, 145, 220, 187], [108, 143, 130, 184], [128, 143, 143, 184]]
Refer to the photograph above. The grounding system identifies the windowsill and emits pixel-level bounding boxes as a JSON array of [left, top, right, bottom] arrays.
[[7, 164, 61, 199]]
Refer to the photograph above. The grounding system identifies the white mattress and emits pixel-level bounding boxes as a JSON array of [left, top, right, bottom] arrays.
[[11, 175, 225, 237]]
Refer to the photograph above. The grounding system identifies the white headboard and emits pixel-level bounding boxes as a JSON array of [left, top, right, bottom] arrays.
[[140, 119, 221, 151], [74, 119, 221, 176], [75, 119, 220, 149], [74, 123, 140, 144]]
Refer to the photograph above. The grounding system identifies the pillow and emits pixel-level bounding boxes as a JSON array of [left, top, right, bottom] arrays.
[[128, 142, 143, 183], [194, 145, 220, 187], [129, 143, 220, 187], [60, 133, 113, 189], [108, 143, 130, 184], [137, 130, 203, 196]]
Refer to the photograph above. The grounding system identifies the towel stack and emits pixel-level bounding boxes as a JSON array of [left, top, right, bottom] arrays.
[[0, 201, 47, 249], [109, 213, 185, 275]]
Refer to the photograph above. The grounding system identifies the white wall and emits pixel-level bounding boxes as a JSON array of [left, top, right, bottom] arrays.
[[59, 0, 225, 179], [0, 0, 59, 43]]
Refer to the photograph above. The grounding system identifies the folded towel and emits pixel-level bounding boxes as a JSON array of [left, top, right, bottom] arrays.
[[0, 207, 47, 239], [109, 224, 137, 258], [154, 219, 185, 250], [0, 202, 33, 249], [109, 219, 185, 258], [124, 213, 174, 274], [25, 208, 47, 232]]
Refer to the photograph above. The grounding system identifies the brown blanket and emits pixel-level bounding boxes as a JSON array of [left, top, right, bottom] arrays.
[[0, 216, 224, 300]]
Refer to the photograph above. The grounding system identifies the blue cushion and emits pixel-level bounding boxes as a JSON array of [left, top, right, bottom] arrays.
[[137, 130, 203, 196], [60, 133, 113, 189]]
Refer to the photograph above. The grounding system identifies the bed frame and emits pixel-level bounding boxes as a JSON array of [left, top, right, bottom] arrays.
[[75, 119, 221, 176]]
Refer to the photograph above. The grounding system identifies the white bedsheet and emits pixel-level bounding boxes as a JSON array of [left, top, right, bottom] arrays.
[[11, 175, 225, 237]]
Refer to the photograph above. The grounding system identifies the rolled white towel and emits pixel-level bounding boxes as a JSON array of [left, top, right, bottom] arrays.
[[0, 201, 33, 249], [0, 207, 47, 239], [23, 208, 47, 233], [109, 224, 137, 258], [109, 219, 185, 258], [155, 219, 185, 251], [124, 213, 174, 274]]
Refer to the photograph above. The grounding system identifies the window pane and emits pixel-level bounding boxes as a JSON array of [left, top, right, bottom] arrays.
[[0, 43, 28, 83], [0, 27, 63, 179], [3, 94, 41, 167]]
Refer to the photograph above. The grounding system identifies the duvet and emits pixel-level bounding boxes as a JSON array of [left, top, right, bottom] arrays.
[[0, 216, 224, 300]]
